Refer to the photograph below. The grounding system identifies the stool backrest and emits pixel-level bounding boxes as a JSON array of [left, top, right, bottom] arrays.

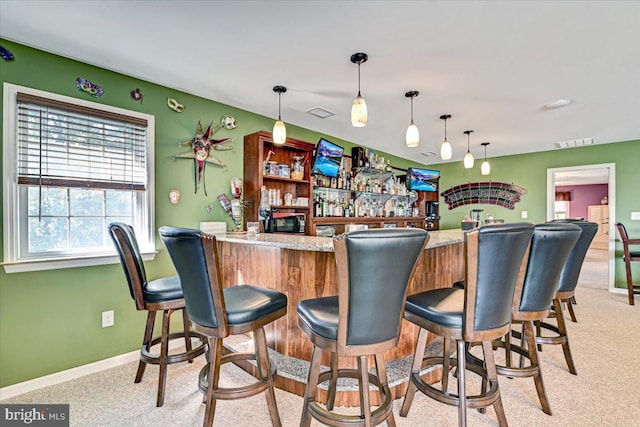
[[514, 223, 582, 318], [108, 222, 147, 310], [159, 226, 228, 336], [551, 221, 598, 293], [616, 222, 629, 243], [333, 228, 429, 355], [464, 223, 533, 342]]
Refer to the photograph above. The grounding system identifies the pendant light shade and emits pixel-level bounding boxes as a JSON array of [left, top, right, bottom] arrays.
[[350, 53, 368, 127], [463, 130, 474, 169], [405, 91, 419, 147], [272, 85, 287, 145], [481, 142, 491, 175], [439, 114, 452, 160]]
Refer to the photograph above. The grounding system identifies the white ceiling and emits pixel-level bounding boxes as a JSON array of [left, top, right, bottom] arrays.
[[2, 1, 639, 165]]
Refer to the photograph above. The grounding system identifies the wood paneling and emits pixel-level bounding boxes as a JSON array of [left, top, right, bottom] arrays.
[[217, 239, 464, 406]]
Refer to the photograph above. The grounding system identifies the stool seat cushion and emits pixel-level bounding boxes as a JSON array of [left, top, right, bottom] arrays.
[[224, 285, 287, 325], [297, 296, 339, 341], [405, 288, 464, 330], [626, 251, 640, 259], [144, 276, 183, 303]]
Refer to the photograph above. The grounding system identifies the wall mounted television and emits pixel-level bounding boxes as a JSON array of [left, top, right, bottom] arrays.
[[311, 138, 344, 178], [406, 168, 440, 192]]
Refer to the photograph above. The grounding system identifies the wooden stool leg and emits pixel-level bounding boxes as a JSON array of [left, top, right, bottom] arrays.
[[300, 345, 322, 427], [457, 340, 467, 427], [400, 327, 429, 417], [504, 326, 513, 368], [624, 256, 635, 305], [566, 298, 577, 323], [136, 311, 155, 383], [374, 353, 396, 427], [553, 298, 577, 375], [254, 327, 282, 427], [156, 309, 171, 407], [523, 321, 551, 415], [182, 309, 194, 362], [203, 337, 222, 427], [326, 351, 339, 411], [357, 355, 372, 427], [442, 338, 451, 392], [482, 340, 508, 427]]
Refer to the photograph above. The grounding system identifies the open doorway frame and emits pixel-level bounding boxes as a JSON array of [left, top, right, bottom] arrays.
[[547, 163, 617, 293]]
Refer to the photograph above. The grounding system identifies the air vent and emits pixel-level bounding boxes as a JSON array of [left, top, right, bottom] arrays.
[[306, 107, 335, 119], [420, 151, 438, 157], [555, 137, 594, 149]]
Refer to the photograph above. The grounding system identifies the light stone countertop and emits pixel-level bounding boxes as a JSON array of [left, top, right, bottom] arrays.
[[213, 228, 465, 252]]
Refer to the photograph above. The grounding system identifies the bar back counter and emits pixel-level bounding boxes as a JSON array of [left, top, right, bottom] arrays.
[[213, 229, 464, 406]]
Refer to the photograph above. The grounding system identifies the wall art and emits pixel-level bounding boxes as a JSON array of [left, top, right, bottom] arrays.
[[441, 181, 527, 210], [76, 77, 104, 97], [167, 97, 185, 113], [0, 45, 14, 61], [172, 117, 236, 195], [130, 88, 143, 103]]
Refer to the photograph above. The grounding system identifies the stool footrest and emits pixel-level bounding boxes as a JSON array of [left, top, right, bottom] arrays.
[[411, 356, 500, 410], [140, 331, 207, 365], [307, 368, 393, 426], [198, 351, 277, 400]]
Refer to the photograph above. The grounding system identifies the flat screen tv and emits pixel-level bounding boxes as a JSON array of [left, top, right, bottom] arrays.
[[406, 168, 440, 192], [311, 138, 344, 178]]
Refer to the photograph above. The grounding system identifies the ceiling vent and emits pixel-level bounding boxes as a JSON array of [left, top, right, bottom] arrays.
[[420, 151, 438, 157], [306, 107, 335, 119], [555, 137, 594, 149]]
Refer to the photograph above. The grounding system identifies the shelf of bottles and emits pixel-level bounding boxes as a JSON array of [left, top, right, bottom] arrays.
[[312, 167, 420, 219]]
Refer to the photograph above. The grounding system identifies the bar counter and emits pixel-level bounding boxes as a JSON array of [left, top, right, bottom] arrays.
[[213, 229, 465, 405]]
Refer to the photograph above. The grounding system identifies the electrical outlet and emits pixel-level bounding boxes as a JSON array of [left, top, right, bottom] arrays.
[[631, 212, 640, 220], [102, 310, 114, 328], [521, 211, 528, 219]]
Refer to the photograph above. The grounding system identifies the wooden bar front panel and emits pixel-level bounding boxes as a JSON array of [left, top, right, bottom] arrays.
[[217, 239, 464, 405]]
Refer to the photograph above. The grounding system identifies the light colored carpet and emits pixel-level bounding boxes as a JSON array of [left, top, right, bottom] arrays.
[[2, 287, 639, 426], [578, 248, 609, 290]]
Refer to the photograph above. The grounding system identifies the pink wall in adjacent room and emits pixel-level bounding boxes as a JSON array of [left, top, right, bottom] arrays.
[[556, 184, 608, 219]]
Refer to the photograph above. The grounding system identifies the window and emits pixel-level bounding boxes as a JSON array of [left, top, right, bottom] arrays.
[[3, 83, 155, 273]]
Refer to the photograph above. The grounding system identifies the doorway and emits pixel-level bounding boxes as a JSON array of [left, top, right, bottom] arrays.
[[546, 163, 616, 293]]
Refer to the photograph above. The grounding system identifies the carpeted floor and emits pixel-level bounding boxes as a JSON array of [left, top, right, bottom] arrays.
[[2, 287, 639, 426]]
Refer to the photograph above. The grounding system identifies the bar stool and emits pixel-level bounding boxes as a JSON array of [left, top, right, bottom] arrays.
[[108, 222, 207, 407], [470, 222, 581, 415], [536, 220, 597, 374], [297, 228, 429, 427], [400, 223, 534, 427], [615, 222, 640, 305], [159, 226, 287, 427]]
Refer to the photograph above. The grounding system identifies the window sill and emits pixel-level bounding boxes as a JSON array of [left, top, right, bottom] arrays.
[[2, 251, 158, 274]]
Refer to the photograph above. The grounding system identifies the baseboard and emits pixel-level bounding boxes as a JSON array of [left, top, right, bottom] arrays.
[[0, 341, 188, 401]]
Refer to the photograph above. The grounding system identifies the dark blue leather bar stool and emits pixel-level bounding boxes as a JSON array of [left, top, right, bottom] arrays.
[[108, 222, 207, 407], [400, 223, 534, 427], [470, 222, 582, 415], [615, 222, 640, 305], [536, 220, 598, 374], [159, 226, 287, 427], [297, 228, 429, 427]]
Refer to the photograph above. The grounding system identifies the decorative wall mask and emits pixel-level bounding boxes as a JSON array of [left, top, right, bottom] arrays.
[[0, 45, 15, 61], [130, 88, 144, 103], [172, 118, 236, 195], [76, 77, 104, 97], [441, 181, 527, 210], [220, 115, 238, 130], [167, 97, 185, 113], [168, 188, 181, 205]]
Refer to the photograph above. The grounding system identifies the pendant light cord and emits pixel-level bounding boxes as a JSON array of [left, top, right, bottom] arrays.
[[410, 96, 414, 124], [278, 92, 282, 120]]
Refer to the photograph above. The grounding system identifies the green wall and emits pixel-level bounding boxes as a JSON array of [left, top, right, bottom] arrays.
[[0, 40, 429, 387], [1, 40, 638, 388]]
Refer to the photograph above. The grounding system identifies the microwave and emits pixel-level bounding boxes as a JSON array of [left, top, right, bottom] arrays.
[[267, 212, 306, 234]]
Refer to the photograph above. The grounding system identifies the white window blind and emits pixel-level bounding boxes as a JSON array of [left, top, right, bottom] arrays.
[[16, 92, 147, 191]]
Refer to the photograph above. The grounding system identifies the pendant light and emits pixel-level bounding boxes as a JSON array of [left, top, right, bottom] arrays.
[[272, 85, 287, 145], [440, 114, 452, 160], [463, 130, 474, 169], [350, 52, 368, 127], [481, 142, 491, 175], [405, 91, 419, 147]]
